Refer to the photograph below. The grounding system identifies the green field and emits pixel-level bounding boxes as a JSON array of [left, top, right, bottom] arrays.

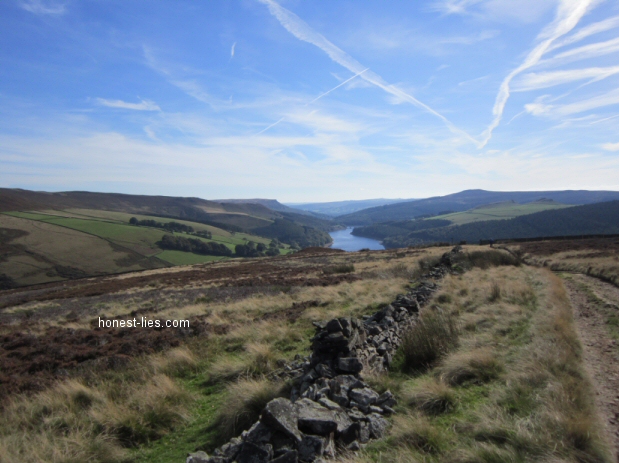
[[432, 201, 573, 225], [1, 210, 289, 286]]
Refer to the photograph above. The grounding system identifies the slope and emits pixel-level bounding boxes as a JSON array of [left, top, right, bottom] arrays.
[[381, 200, 619, 248], [339, 189, 619, 225]]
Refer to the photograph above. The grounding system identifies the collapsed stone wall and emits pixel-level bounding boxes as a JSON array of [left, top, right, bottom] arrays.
[[187, 247, 460, 463]]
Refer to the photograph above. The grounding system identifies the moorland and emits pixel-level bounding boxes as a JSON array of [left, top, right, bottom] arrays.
[[2, 187, 619, 463]]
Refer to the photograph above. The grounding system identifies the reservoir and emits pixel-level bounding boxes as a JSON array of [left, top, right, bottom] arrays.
[[329, 227, 385, 252]]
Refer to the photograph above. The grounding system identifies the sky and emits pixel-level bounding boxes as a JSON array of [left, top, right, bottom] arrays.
[[1, 0, 619, 202]]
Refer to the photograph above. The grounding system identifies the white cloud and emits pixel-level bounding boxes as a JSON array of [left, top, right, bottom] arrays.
[[231, 42, 236, 58], [550, 15, 619, 51], [258, 0, 477, 145], [514, 66, 619, 91], [95, 98, 161, 111], [431, 0, 556, 23], [479, 0, 596, 147], [20, 0, 66, 15], [525, 88, 619, 117], [542, 37, 619, 67], [601, 142, 619, 151]]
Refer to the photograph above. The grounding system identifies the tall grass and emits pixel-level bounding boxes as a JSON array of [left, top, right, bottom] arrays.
[[398, 309, 460, 373]]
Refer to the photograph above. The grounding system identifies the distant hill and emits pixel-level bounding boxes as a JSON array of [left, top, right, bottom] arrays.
[[288, 198, 414, 216], [215, 198, 332, 219], [0, 188, 334, 248], [338, 189, 619, 225], [378, 201, 619, 248]]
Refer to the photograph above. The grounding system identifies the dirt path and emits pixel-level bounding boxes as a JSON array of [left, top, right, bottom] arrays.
[[563, 273, 619, 461]]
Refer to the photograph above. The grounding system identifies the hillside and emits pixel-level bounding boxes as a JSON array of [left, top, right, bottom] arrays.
[[379, 200, 619, 248], [0, 188, 334, 247], [289, 198, 414, 216], [1, 243, 615, 462], [339, 189, 619, 225], [213, 198, 331, 219]]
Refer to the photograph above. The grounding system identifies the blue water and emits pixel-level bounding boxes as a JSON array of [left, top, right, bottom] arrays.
[[329, 227, 385, 252]]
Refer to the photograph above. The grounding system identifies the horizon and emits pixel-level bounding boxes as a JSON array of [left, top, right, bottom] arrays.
[[2, 0, 619, 202]]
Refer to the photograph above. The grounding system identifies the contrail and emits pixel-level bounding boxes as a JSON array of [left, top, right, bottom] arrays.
[[256, 116, 285, 135], [256, 69, 367, 135], [479, 0, 595, 147], [258, 0, 477, 145], [306, 68, 369, 106]]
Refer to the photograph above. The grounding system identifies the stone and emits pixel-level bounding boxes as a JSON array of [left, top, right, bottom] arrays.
[[329, 390, 348, 408], [347, 408, 366, 421], [295, 398, 338, 435], [325, 319, 343, 333], [298, 434, 327, 462], [348, 387, 379, 407], [376, 391, 397, 408], [367, 413, 390, 439], [186, 451, 209, 463], [359, 422, 371, 443], [337, 421, 360, 446], [315, 363, 334, 378], [261, 398, 302, 443], [236, 442, 273, 463], [317, 397, 342, 411], [243, 422, 272, 444], [369, 405, 383, 414], [220, 438, 242, 460], [271, 450, 299, 463], [337, 357, 363, 374], [271, 430, 297, 454], [347, 441, 361, 451]]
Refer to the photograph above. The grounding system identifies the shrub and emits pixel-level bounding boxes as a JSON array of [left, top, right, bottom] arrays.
[[437, 349, 503, 386], [463, 250, 520, 269], [398, 309, 459, 372], [405, 378, 456, 415], [323, 264, 355, 275], [215, 378, 286, 443], [489, 282, 501, 302]]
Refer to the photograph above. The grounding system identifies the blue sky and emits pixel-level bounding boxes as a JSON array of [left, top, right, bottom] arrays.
[[1, 0, 619, 202]]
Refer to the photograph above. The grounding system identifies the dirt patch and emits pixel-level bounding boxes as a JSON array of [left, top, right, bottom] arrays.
[[563, 274, 619, 459], [518, 237, 619, 257]]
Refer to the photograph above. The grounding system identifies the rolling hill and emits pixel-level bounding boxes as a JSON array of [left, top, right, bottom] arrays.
[[288, 198, 414, 216], [0, 188, 335, 246], [377, 200, 619, 248], [338, 189, 619, 225]]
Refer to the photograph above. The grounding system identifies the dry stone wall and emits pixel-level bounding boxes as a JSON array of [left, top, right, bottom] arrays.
[[187, 247, 461, 463]]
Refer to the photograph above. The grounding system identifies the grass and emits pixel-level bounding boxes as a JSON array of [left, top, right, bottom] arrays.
[[0, 213, 164, 286], [395, 308, 460, 373], [0, 246, 450, 463], [432, 202, 573, 226], [357, 265, 612, 463]]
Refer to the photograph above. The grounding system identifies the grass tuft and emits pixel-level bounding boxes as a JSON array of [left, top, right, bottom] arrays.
[[437, 349, 503, 386], [404, 378, 456, 415], [398, 309, 460, 372], [214, 378, 286, 443]]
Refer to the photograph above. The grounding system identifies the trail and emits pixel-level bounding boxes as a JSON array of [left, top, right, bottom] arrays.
[[563, 273, 619, 461]]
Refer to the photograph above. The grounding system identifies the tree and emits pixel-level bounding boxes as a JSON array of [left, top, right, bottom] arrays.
[[129, 217, 138, 225]]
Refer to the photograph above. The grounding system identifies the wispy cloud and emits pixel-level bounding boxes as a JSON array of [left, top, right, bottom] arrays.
[[258, 0, 477, 145], [514, 66, 619, 91], [479, 0, 595, 147], [231, 42, 236, 58], [95, 98, 161, 111], [430, 0, 556, 23], [20, 0, 66, 15], [525, 88, 619, 117], [542, 37, 619, 67], [550, 15, 619, 51], [601, 142, 619, 151]]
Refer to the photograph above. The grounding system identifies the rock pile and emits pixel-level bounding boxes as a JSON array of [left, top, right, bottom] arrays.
[[187, 247, 461, 463]]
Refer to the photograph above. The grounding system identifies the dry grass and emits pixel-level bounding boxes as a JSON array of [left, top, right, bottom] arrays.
[[403, 378, 456, 415], [398, 308, 460, 372], [436, 349, 503, 386], [353, 265, 612, 463], [214, 378, 287, 443]]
